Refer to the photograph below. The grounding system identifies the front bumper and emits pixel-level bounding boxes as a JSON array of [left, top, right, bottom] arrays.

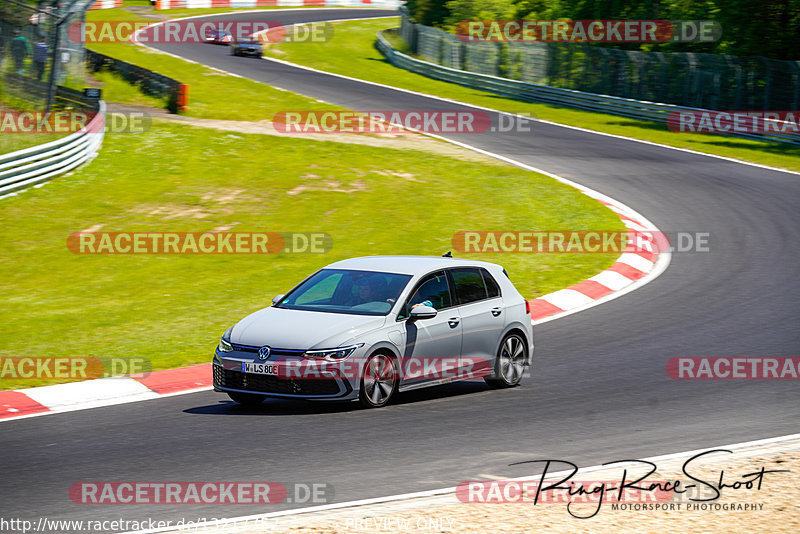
[[213, 350, 359, 400]]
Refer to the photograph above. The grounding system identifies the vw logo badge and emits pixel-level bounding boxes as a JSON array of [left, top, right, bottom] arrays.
[[257, 346, 271, 360]]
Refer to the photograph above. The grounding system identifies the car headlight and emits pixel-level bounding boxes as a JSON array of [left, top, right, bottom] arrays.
[[304, 343, 363, 361], [218, 327, 234, 353]]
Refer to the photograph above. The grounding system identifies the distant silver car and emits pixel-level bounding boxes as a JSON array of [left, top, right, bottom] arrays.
[[230, 36, 262, 57], [213, 256, 534, 408]]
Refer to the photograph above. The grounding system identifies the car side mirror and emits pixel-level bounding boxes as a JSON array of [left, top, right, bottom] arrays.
[[409, 305, 437, 321], [272, 294, 284, 305]]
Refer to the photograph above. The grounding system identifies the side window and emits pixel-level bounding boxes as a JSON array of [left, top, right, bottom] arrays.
[[481, 269, 501, 298], [400, 271, 452, 318], [451, 268, 488, 305]]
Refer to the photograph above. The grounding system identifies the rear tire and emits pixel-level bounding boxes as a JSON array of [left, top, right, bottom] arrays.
[[485, 333, 527, 388], [359, 353, 399, 408], [227, 391, 266, 406]]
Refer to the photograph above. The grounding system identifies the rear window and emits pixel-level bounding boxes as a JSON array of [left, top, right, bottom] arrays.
[[481, 269, 501, 298]]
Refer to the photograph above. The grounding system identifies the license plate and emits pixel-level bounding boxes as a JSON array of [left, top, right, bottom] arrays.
[[242, 362, 279, 375]]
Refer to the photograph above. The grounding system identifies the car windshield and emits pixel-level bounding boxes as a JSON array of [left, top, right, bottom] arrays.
[[277, 269, 412, 316], [238, 38, 259, 43]]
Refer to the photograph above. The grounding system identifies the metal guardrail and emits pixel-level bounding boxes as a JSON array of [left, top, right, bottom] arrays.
[[85, 50, 187, 113], [399, 8, 800, 113], [0, 101, 106, 197], [376, 30, 800, 145], [56, 85, 101, 110]]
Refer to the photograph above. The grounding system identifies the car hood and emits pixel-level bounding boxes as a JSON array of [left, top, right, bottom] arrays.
[[231, 306, 386, 350]]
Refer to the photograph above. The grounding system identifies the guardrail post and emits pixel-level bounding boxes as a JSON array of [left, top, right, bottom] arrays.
[[177, 84, 189, 112]]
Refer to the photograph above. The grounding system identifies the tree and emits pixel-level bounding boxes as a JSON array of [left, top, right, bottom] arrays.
[[406, 0, 452, 26], [444, 0, 517, 30]]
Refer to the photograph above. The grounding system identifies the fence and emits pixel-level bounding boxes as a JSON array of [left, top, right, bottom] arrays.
[[85, 50, 188, 113], [377, 30, 800, 145], [0, 101, 106, 197], [3, 72, 100, 109], [1, 0, 100, 111], [0, 1, 110, 197], [400, 9, 800, 112]]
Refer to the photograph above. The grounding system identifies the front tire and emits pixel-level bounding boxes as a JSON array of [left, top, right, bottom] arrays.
[[485, 333, 527, 388], [227, 391, 266, 406], [359, 353, 399, 408]]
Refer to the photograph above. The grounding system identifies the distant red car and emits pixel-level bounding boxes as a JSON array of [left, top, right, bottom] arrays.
[[204, 29, 232, 45]]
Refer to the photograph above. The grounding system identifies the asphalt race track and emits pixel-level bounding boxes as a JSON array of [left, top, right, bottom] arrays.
[[2, 8, 799, 529]]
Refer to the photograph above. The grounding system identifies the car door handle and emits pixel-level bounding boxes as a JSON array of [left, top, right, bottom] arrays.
[[491, 307, 503, 316], [448, 318, 460, 327]]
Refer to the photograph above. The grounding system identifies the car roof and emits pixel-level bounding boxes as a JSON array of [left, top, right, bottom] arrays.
[[323, 255, 502, 275]]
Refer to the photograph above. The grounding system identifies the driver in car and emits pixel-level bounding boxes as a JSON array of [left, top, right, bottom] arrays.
[[346, 278, 395, 307], [352, 280, 376, 304]]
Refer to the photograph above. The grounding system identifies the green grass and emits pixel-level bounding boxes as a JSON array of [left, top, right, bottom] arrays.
[[0, 131, 64, 155], [0, 95, 67, 155], [0, 120, 622, 390], [262, 18, 800, 173], [0, 97, 64, 154], [90, 70, 168, 108]]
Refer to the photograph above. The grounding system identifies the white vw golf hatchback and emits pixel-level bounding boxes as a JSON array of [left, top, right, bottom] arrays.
[[213, 256, 534, 408]]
